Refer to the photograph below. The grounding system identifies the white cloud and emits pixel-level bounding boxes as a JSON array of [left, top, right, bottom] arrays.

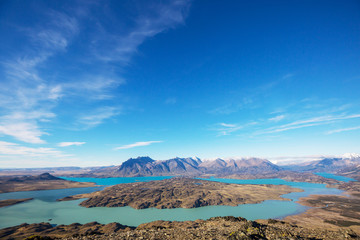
[[0, 9, 78, 144], [58, 142, 86, 147], [214, 123, 244, 136], [219, 123, 237, 128], [0, 122, 47, 144], [114, 141, 163, 150], [78, 107, 120, 129], [91, 1, 191, 64], [64, 76, 125, 100], [269, 115, 285, 122], [268, 155, 326, 165], [0, 111, 55, 144], [0, 141, 78, 168], [264, 114, 360, 134], [0, 141, 63, 157], [0, 1, 192, 147], [327, 126, 360, 135]]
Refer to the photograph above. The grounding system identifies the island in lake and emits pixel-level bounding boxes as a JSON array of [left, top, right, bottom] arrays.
[[60, 177, 302, 209]]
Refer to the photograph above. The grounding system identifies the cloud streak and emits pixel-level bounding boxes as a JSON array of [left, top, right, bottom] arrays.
[[90, 1, 191, 64], [263, 114, 360, 134], [58, 142, 86, 147], [327, 126, 360, 135], [0, 111, 55, 144], [269, 115, 285, 122], [78, 107, 120, 129], [213, 123, 245, 136], [114, 141, 163, 150], [0, 141, 65, 157]]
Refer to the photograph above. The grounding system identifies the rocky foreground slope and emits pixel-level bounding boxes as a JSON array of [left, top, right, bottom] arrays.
[[1, 217, 359, 240], [60, 178, 302, 209]]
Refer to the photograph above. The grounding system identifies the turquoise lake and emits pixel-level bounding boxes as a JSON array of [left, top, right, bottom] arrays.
[[314, 172, 356, 182], [0, 176, 346, 229]]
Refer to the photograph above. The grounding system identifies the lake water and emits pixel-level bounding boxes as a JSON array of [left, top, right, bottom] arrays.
[[315, 172, 356, 182], [0, 176, 345, 229]]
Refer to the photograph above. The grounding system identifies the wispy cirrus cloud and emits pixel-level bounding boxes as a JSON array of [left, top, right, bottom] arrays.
[[90, 1, 191, 64], [63, 76, 126, 101], [0, 141, 78, 168], [269, 115, 285, 122], [0, 111, 55, 144], [209, 73, 295, 115], [212, 122, 257, 136], [263, 114, 360, 134], [114, 141, 163, 150], [0, 122, 47, 144], [0, 141, 66, 157], [0, 7, 80, 144], [217, 123, 243, 136], [78, 107, 120, 129], [58, 142, 86, 147], [327, 126, 360, 135], [0, 1, 192, 146]]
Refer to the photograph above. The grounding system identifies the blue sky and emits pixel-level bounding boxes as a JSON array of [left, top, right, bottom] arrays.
[[0, 0, 359, 167]]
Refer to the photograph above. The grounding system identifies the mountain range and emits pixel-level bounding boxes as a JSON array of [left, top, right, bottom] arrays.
[[284, 153, 360, 173], [86, 153, 360, 178], [89, 156, 281, 177]]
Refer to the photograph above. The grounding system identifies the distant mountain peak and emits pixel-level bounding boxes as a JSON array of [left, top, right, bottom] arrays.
[[343, 153, 360, 159]]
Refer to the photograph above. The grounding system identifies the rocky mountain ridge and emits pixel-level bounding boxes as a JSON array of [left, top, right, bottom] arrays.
[[284, 154, 360, 173], [88, 156, 281, 177]]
